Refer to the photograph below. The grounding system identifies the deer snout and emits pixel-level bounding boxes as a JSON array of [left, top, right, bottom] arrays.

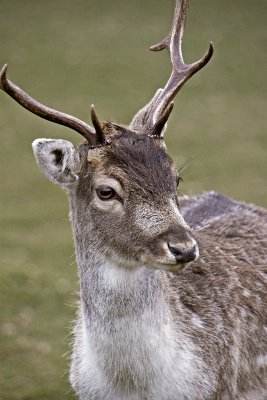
[[168, 241, 198, 263]]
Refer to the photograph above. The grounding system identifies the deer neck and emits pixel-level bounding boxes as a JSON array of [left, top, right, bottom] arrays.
[[69, 199, 167, 325], [68, 198, 213, 400]]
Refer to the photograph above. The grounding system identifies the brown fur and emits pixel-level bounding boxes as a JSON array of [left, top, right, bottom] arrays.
[[62, 127, 267, 399]]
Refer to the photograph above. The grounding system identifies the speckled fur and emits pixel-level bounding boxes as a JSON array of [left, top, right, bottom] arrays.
[[32, 129, 267, 400]]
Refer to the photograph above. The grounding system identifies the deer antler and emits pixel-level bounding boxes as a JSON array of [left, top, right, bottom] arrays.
[[0, 63, 100, 144], [130, 0, 214, 135], [90, 104, 107, 146]]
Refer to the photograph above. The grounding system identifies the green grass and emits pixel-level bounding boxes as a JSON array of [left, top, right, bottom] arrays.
[[0, 0, 266, 398]]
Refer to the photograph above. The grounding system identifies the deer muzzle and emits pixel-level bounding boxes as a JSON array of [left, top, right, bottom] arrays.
[[168, 240, 198, 263]]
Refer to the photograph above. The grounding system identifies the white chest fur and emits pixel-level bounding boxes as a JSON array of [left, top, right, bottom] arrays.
[[70, 262, 214, 400]]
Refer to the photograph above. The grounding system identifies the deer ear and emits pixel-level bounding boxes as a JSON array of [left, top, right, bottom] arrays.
[[32, 139, 80, 188]]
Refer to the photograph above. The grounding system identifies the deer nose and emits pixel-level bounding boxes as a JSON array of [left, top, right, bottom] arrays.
[[168, 241, 198, 263]]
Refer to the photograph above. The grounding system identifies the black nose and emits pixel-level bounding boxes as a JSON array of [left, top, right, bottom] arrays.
[[168, 242, 197, 263]]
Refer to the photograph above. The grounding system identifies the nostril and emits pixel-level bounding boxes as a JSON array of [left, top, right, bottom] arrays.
[[168, 243, 183, 257], [168, 242, 197, 263]]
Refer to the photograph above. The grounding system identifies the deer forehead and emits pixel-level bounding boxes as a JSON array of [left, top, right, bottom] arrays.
[[85, 132, 178, 198]]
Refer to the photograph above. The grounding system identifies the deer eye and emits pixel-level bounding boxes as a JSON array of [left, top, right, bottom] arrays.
[[96, 186, 116, 201]]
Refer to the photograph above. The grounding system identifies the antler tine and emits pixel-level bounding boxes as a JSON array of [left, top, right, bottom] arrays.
[[151, 102, 174, 138], [149, 0, 214, 127], [90, 105, 106, 146], [0, 64, 95, 143]]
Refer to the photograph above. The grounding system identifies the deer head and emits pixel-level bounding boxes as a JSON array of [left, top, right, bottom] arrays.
[[0, 0, 213, 272]]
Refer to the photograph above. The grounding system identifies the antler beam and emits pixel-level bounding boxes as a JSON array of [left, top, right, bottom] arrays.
[[130, 0, 214, 135], [0, 64, 96, 143]]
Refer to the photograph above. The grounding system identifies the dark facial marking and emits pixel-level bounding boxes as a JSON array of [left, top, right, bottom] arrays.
[[102, 131, 177, 200]]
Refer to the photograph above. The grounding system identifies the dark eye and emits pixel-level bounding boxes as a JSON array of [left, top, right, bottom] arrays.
[[96, 187, 116, 200]]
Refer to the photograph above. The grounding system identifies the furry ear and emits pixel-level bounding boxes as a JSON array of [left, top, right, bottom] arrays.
[[32, 139, 80, 188]]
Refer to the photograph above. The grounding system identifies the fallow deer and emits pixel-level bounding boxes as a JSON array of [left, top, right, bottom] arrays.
[[1, 0, 266, 399]]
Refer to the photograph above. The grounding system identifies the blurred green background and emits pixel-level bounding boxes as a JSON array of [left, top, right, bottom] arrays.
[[0, 0, 266, 398]]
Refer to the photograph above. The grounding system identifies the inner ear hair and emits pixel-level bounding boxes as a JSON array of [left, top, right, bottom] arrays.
[[51, 149, 64, 167]]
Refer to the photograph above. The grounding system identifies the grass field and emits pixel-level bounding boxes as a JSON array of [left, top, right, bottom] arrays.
[[0, 0, 266, 398]]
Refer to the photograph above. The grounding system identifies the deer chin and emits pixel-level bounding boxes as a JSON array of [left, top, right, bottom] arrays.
[[138, 251, 189, 273], [147, 259, 193, 273], [103, 246, 189, 273], [104, 251, 191, 274]]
